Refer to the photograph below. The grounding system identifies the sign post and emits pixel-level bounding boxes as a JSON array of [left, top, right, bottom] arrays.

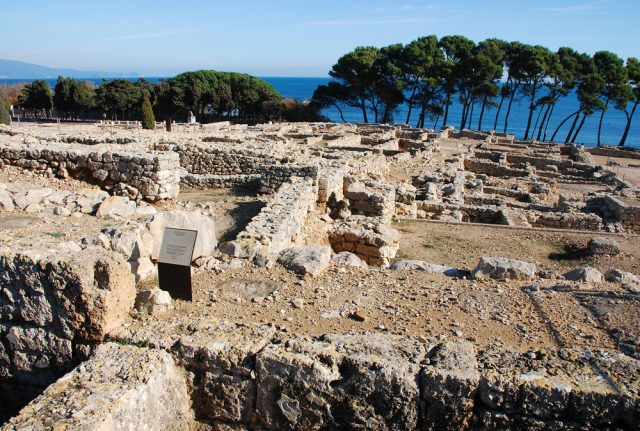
[[157, 227, 198, 301]]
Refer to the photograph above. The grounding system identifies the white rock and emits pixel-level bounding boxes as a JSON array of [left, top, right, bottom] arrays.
[[147, 210, 217, 261], [0, 189, 15, 211], [278, 246, 332, 276], [96, 196, 136, 219], [564, 266, 604, 283], [331, 252, 368, 268], [473, 257, 536, 281], [135, 288, 172, 315], [390, 259, 459, 277]]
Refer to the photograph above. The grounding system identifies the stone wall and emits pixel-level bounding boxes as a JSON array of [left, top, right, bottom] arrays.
[[317, 165, 346, 204], [464, 158, 530, 178], [155, 141, 318, 194], [181, 173, 261, 190], [587, 146, 640, 160], [344, 177, 396, 220], [0, 141, 180, 201], [155, 142, 270, 175], [220, 177, 317, 258], [21, 318, 636, 431], [328, 218, 399, 266], [603, 196, 640, 232], [0, 249, 135, 421]]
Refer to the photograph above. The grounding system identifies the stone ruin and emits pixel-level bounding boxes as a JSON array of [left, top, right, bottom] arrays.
[[0, 122, 639, 429]]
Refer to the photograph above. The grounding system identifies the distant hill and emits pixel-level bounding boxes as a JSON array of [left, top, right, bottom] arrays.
[[0, 58, 137, 79]]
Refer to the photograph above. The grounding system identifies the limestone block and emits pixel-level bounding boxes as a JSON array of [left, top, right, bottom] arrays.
[[256, 334, 422, 430], [147, 210, 217, 261], [96, 196, 136, 219], [563, 266, 604, 283], [588, 236, 621, 256], [2, 343, 193, 431], [421, 341, 479, 430], [278, 246, 332, 276], [473, 257, 536, 281]]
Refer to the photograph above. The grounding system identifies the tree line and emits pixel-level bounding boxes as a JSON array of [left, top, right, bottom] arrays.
[[7, 70, 287, 128], [311, 35, 640, 147]]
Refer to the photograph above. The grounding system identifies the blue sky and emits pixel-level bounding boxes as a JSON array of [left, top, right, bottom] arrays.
[[1, 0, 639, 76]]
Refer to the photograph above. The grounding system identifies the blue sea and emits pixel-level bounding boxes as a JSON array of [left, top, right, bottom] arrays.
[[2, 76, 639, 148]]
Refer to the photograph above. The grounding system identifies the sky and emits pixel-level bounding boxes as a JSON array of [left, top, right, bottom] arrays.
[[1, 0, 639, 77]]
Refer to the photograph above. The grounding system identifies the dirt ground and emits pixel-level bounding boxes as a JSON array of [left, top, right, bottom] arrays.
[[396, 219, 640, 274], [592, 154, 640, 185]]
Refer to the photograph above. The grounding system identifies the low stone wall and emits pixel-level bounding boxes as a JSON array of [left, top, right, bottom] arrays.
[[0, 141, 180, 201], [328, 219, 399, 266], [0, 249, 135, 421], [99, 319, 640, 429], [527, 211, 603, 231], [587, 146, 640, 160], [258, 164, 318, 194], [603, 196, 640, 232], [220, 177, 317, 258], [156, 142, 271, 175], [181, 173, 261, 190], [156, 141, 318, 194], [464, 158, 530, 178], [344, 177, 396, 220]]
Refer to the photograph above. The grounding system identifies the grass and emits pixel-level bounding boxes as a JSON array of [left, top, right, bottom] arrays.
[[423, 243, 434, 249], [106, 336, 151, 349], [47, 231, 64, 239]]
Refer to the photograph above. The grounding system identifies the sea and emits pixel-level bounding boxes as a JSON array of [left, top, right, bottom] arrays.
[[2, 76, 639, 149]]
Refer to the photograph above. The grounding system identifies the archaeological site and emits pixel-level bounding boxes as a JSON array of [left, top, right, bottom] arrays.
[[0, 120, 639, 430]]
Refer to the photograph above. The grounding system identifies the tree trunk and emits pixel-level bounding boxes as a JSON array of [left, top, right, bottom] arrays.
[[543, 103, 557, 142], [417, 104, 426, 129], [460, 101, 468, 130], [571, 113, 587, 143], [442, 93, 452, 127], [468, 96, 476, 130], [523, 84, 538, 140], [564, 111, 581, 143], [550, 110, 580, 142], [532, 105, 543, 141], [493, 89, 506, 131], [478, 96, 487, 131], [405, 86, 418, 125], [619, 102, 638, 147], [596, 100, 609, 147], [503, 84, 519, 133], [433, 113, 440, 130], [361, 99, 368, 123], [334, 103, 347, 123], [536, 103, 552, 141]]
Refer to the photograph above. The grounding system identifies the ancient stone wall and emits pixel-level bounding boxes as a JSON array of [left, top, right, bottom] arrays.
[[155, 142, 270, 175], [328, 218, 399, 265], [0, 141, 180, 201], [587, 146, 640, 160], [155, 141, 318, 194], [463, 158, 530, 178], [11, 322, 637, 430], [603, 196, 640, 232], [220, 177, 317, 258], [0, 249, 135, 421]]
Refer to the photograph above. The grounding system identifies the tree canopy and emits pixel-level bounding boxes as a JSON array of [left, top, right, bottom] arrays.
[[312, 34, 640, 147]]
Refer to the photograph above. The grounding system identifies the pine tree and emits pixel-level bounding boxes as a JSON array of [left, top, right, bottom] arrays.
[[140, 93, 155, 130], [0, 98, 10, 125]]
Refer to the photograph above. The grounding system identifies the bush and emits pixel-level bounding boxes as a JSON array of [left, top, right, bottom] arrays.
[[0, 98, 9, 125], [141, 94, 155, 130]]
